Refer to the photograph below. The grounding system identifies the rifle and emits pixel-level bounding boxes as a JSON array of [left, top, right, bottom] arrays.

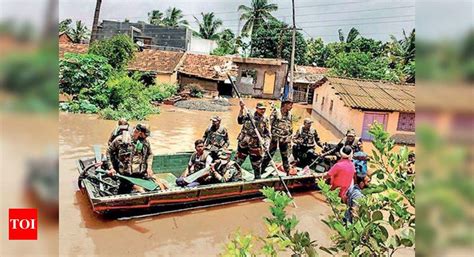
[[227, 73, 297, 208]]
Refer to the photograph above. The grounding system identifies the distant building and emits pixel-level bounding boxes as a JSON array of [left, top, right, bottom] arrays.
[[59, 32, 73, 43], [178, 53, 237, 96], [312, 77, 415, 145], [292, 65, 328, 104], [96, 20, 191, 51], [233, 57, 288, 99], [128, 49, 185, 84], [188, 36, 218, 55]]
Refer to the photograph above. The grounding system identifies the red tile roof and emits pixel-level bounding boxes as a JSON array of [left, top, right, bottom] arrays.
[[296, 65, 328, 74], [128, 49, 185, 74], [59, 43, 89, 58], [327, 77, 415, 112], [179, 53, 237, 81]]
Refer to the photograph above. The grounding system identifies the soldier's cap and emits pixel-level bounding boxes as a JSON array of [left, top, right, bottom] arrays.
[[136, 123, 151, 136], [256, 102, 267, 109], [303, 118, 314, 124], [346, 129, 356, 137], [218, 149, 232, 159], [210, 115, 221, 121]]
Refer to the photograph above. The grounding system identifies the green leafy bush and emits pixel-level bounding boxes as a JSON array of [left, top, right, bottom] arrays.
[[146, 82, 179, 102], [184, 84, 205, 98], [88, 34, 136, 70]]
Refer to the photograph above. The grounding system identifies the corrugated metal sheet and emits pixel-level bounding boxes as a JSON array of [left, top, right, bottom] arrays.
[[329, 77, 415, 112]]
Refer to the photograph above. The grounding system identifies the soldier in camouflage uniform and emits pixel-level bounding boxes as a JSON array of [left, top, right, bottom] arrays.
[[202, 115, 230, 160], [107, 123, 154, 193], [235, 101, 271, 179], [108, 118, 132, 145], [208, 150, 242, 183], [292, 118, 324, 167], [328, 129, 363, 156], [176, 139, 213, 187], [261, 99, 294, 174]]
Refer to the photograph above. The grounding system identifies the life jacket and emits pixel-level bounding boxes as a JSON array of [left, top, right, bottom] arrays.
[[189, 151, 210, 173], [204, 126, 228, 150], [270, 110, 293, 138]]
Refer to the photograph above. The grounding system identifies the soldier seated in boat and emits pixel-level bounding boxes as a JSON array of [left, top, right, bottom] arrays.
[[208, 150, 242, 183], [107, 124, 156, 193], [292, 118, 324, 167], [202, 115, 230, 160], [327, 129, 363, 157], [176, 139, 213, 187], [108, 118, 132, 145]]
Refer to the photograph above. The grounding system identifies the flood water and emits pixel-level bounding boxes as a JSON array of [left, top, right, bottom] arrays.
[[58, 98, 412, 256]]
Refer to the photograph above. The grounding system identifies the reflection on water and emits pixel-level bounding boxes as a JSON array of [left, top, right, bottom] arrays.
[[58, 98, 372, 256]]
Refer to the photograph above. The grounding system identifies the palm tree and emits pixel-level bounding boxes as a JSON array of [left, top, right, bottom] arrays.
[[70, 21, 89, 43], [162, 7, 189, 27], [59, 19, 72, 34], [386, 29, 415, 66], [338, 27, 360, 43], [148, 10, 164, 25], [193, 12, 223, 40], [238, 0, 278, 37]]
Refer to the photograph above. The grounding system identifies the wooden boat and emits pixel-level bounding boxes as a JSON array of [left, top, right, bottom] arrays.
[[77, 151, 326, 217]]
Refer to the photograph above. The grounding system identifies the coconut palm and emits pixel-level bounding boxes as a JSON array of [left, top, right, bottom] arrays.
[[148, 10, 164, 25], [70, 21, 89, 43], [193, 12, 223, 40], [338, 27, 360, 43], [238, 0, 278, 37], [59, 19, 72, 34], [386, 29, 415, 66], [162, 7, 189, 27]]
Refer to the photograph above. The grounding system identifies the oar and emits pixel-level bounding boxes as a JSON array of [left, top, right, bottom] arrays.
[[183, 166, 211, 184], [93, 144, 102, 163], [96, 169, 159, 191], [227, 73, 297, 208]]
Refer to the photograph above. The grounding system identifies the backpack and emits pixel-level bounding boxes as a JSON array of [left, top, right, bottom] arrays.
[[352, 151, 368, 178]]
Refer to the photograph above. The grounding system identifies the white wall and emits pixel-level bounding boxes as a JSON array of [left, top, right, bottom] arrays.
[[188, 36, 218, 54]]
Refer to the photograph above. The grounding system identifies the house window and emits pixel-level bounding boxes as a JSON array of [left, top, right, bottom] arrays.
[[321, 97, 325, 109], [241, 69, 257, 85], [329, 100, 334, 112], [314, 94, 318, 103], [397, 112, 415, 132]]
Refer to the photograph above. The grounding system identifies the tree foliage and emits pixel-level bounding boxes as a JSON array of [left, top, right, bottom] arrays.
[[251, 19, 307, 65], [148, 10, 165, 26], [162, 7, 189, 27], [304, 38, 325, 67], [193, 12, 223, 40], [88, 34, 136, 69], [59, 19, 72, 34], [238, 0, 278, 37], [69, 20, 89, 43], [211, 29, 240, 56]]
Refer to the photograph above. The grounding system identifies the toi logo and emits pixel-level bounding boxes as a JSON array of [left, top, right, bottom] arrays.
[[9, 208, 38, 240]]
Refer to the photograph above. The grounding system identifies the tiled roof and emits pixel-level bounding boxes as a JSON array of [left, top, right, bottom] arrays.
[[59, 43, 88, 58], [232, 56, 285, 66], [296, 65, 328, 74], [328, 77, 415, 112], [179, 53, 238, 81], [128, 49, 185, 73]]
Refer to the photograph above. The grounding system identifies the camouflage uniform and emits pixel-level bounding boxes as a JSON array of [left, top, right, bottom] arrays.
[[210, 160, 242, 183], [292, 125, 323, 167], [261, 108, 293, 173], [107, 136, 153, 193], [235, 111, 271, 179], [108, 124, 132, 145], [202, 125, 229, 160]]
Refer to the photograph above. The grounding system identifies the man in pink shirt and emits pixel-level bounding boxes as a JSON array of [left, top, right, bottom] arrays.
[[323, 146, 355, 203]]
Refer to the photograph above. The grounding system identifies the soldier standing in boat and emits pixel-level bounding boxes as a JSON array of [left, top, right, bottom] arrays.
[[176, 139, 213, 187], [292, 118, 324, 167], [261, 99, 294, 174], [107, 123, 155, 193], [202, 115, 230, 160], [209, 149, 242, 183], [235, 101, 271, 180], [108, 118, 132, 145]]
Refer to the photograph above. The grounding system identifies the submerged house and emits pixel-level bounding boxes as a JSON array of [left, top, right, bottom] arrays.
[[177, 53, 237, 96], [312, 77, 415, 145], [292, 65, 328, 104], [233, 57, 288, 99], [128, 49, 185, 84]]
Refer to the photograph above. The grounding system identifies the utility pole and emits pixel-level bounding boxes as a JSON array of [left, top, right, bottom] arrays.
[[288, 0, 296, 100], [90, 0, 103, 43]]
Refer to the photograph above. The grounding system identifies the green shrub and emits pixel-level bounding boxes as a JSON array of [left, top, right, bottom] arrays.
[[88, 34, 136, 69], [146, 82, 179, 102], [184, 84, 205, 98]]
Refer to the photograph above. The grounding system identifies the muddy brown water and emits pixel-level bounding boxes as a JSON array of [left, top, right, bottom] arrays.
[[58, 98, 412, 256]]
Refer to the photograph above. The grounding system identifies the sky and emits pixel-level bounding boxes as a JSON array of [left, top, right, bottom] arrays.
[[58, 0, 417, 43]]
